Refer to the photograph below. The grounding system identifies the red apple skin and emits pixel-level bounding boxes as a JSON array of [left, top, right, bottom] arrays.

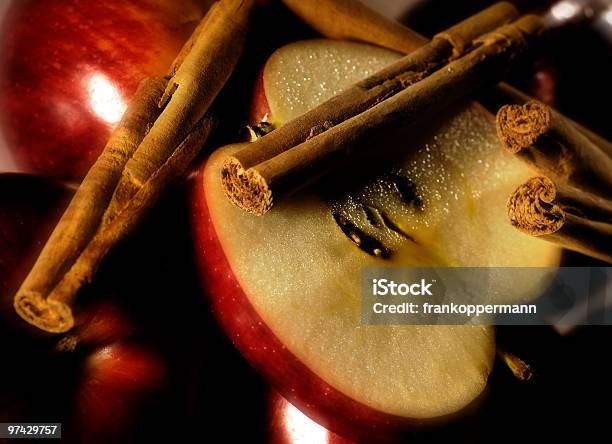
[[0, 0, 210, 180], [72, 301, 136, 349], [76, 343, 166, 444], [70, 305, 166, 443], [268, 390, 356, 444], [0, 173, 269, 442], [190, 166, 484, 442], [0, 173, 173, 443], [249, 69, 272, 125]]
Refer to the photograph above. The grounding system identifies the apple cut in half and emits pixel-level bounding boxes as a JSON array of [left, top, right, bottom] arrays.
[[192, 40, 561, 440]]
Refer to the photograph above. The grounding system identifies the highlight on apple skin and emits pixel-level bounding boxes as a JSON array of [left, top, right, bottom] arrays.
[[0, 0, 211, 180], [268, 390, 355, 444]]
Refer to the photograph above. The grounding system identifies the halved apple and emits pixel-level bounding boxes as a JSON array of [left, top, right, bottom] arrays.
[[192, 40, 560, 440]]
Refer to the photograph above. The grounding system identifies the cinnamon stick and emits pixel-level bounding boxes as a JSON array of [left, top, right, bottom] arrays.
[[13, 78, 166, 334], [281, 0, 427, 54], [222, 13, 544, 215], [507, 176, 612, 263], [497, 100, 612, 199], [103, 0, 256, 225], [224, 2, 517, 205], [46, 116, 215, 307], [13, 0, 255, 334], [481, 83, 612, 157], [284, 0, 612, 158]]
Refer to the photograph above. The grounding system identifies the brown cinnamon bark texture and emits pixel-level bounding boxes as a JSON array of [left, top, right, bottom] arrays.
[[497, 101, 612, 199], [281, 0, 426, 54], [285, 0, 612, 160], [46, 116, 215, 306], [103, 0, 256, 225], [481, 83, 612, 157], [13, 0, 255, 334], [223, 2, 517, 213], [222, 12, 543, 215], [13, 78, 167, 334], [507, 176, 612, 263]]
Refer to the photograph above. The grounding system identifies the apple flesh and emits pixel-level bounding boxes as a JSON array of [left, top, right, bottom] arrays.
[[0, 0, 210, 180], [192, 40, 561, 440]]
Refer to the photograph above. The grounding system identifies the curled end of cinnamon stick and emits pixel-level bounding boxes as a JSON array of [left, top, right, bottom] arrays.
[[507, 176, 565, 236], [221, 157, 273, 216], [13, 292, 74, 334], [496, 101, 551, 153]]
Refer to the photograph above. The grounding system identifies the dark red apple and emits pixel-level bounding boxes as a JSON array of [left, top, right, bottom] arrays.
[[0, 170, 281, 442], [0, 173, 186, 443], [0, 302, 165, 444], [191, 40, 561, 440], [0, 0, 212, 180], [76, 342, 165, 443], [72, 300, 135, 348]]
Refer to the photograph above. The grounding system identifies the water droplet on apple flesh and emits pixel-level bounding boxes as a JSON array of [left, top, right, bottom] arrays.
[[264, 40, 400, 123], [263, 40, 561, 266]]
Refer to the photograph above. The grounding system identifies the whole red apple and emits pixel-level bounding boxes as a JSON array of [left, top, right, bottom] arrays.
[[0, 0, 211, 180]]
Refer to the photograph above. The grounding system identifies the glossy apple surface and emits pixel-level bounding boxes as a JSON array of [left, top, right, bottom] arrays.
[[0, 174, 164, 442], [0, 174, 195, 443], [191, 40, 561, 440], [76, 342, 166, 443], [0, 0, 210, 180], [0, 171, 276, 442], [268, 390, 355, 444]]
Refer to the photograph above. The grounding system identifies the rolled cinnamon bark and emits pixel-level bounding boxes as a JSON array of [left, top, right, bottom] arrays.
[[103, 0, 256, 224], [497, 101, 612, 199], [507, 176, 612, 263], [46, 115, 216, 309], [284, 0, 612, 160], [222, 14, 543, 215], [13, 0, 252, 334], [226, 1, 518, 177], [13, 78, 167, 334], [223, 2, 518, 213], [481, 83, 612, 157], [281, 0, 427, 54]]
